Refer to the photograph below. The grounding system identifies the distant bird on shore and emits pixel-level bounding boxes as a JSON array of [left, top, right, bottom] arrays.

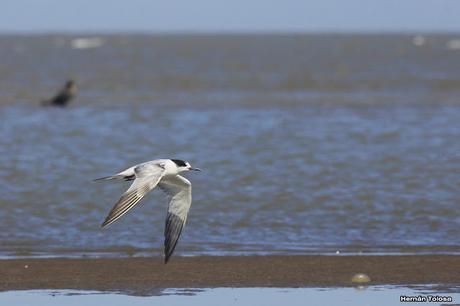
[[95, 159, 201, 264], [41, 80, 77, 107]]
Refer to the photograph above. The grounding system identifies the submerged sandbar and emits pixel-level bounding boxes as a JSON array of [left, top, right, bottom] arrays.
[[1, 255, 459, 293]]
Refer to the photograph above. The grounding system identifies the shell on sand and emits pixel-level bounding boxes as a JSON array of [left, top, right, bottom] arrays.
[[351, 273, 371, 283]]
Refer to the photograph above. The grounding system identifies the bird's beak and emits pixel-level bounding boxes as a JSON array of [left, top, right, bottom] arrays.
[[190, 167, 202, 171]]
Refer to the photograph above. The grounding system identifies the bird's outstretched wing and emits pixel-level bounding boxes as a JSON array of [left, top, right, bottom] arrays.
[[101, 163, 165, 228], [159, 175, 192, 264]]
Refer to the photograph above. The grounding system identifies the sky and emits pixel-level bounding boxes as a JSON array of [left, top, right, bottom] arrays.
[[1, 0, 459, 33]]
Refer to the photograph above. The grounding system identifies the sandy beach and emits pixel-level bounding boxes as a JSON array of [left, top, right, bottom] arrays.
[[1, 255, 459, 293]]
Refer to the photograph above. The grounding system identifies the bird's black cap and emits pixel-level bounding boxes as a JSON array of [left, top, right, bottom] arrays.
[[171, 159, 187, 167]]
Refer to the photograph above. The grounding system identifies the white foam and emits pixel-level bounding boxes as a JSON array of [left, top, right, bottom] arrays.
[[71, 37, 105, 49], [412, 35, 426, 47], [446, 39, 460, 50]]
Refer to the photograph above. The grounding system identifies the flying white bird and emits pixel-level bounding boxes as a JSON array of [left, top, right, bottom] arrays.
[[94, 159, 201, 263]]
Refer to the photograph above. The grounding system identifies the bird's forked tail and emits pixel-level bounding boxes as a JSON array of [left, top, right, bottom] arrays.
[[93, 175, 124, 182]]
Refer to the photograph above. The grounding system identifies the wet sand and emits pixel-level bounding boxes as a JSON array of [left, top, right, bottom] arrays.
[[1, 256, 459, 293]]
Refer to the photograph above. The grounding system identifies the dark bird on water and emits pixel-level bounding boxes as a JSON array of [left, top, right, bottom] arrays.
[[41, 80, 77, 107]]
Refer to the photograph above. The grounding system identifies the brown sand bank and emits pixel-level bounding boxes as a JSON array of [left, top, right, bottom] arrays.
[[1, 255, 459, 293]]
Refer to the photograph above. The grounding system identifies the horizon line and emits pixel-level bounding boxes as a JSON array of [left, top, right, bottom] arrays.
[[1, 29, 460, 36]]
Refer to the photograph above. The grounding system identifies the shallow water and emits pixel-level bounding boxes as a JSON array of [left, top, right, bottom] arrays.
[[1, 286, 459, 306], [0, 34, 459, 257]]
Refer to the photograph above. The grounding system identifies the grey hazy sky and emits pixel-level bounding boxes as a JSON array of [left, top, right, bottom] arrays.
[[1, 0, 459, 33]]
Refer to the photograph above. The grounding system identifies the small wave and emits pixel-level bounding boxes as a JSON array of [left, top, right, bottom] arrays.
[[446, 39, 460, 50], [71, 37, 105, 49], [412, 35, 426, 47]]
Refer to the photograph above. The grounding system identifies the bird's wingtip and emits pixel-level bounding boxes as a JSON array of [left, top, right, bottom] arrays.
[[100, 220, 110, 228]]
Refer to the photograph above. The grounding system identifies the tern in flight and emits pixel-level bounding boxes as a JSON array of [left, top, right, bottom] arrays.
[[95, 159, 201, 263]]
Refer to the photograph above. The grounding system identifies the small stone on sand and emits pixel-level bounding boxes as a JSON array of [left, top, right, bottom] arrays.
[[351, 273, 370, 283]]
